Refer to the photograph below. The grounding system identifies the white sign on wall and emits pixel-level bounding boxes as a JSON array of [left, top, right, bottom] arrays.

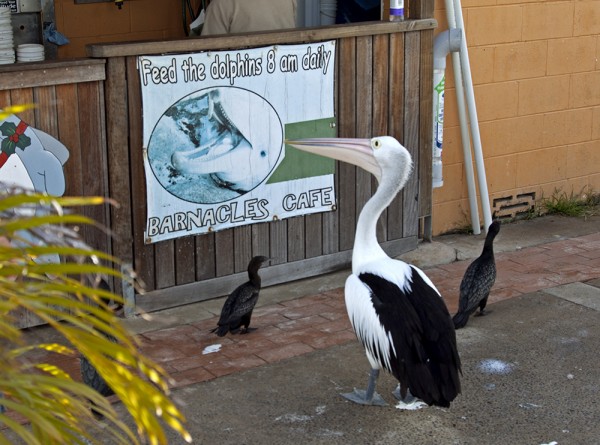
[[139, 41, 336, 243]]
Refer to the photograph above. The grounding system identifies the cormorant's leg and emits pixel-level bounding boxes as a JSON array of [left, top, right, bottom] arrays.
[[392, 384, 427, 410], [475, 295, 490, 316], [239, 313, 256, 334], [341, 368, 387, 406]]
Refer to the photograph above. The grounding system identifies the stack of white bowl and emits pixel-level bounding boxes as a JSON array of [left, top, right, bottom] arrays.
[[17, 44, 44, 63], [0, 7, 15, 65]]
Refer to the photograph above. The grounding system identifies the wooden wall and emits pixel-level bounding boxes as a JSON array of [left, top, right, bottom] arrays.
[[0, 59, 109, 327], [0, 59, 110, 255], [0, 3, 436, 321], [88, 16, 436, 314]]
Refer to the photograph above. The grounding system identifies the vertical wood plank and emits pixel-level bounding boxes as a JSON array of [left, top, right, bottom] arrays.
[[337, 36, 357, 252], [322, 204, 339, 254], [77, 81, 111, 254], [322, 44, 341, 256], [287, 216, 305, 262], [154, 242, 176, 289], [33, 86, 58, 137], [251, 222, 270, 258], [372, 34, 390, 242], [9, 89, 35, 125], [355, 35, 374, 239], [234, 225, 252, 272], [55, 84, 83, 198], [372, 34, 390, 136], [269, 219, 287, 265], [356, 36, 374, 139], [105, 56, 135, 283], [386, 32, 405, 240], [419, 29, 434, 222], [175, 236, 196, 285], [0, 90, 10, 106], [196, 233, 216, 280], [215, 230, 234, 276], [304, 213, 323, 258], [409, 0, 434, 19], [402, 31, 422, 238], [124, 56, 157, 291]]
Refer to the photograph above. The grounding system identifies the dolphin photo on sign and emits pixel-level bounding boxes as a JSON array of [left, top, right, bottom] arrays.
[[147, 87, 283, 204]]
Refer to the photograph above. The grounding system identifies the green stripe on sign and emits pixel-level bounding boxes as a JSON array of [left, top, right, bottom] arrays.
[[267, 117, 337, 184]]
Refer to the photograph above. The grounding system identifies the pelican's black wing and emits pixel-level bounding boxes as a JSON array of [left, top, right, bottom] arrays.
[[359, 268, 461, 407]]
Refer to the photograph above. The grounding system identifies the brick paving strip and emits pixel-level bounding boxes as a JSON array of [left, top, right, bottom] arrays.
[[23, 232, 600, 391], [142, 232, 600, 388]]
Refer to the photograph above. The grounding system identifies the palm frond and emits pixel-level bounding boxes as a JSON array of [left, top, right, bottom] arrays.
[[0, 190, 191, 444]]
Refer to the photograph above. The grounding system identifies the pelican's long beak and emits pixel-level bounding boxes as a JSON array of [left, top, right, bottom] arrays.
[[285, 138, 381, 181]]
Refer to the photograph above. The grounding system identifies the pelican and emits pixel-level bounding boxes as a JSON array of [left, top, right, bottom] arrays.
[[286, 137, 461, 408]]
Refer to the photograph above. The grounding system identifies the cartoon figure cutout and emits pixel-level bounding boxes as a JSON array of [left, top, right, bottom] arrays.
[[0, 114, 70, 263]]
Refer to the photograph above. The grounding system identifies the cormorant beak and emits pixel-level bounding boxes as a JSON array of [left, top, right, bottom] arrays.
[[285, 138, 382, 181]]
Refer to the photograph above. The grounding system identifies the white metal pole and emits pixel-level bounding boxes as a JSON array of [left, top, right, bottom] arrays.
[[444, 0, 481, 234], [452, 0, 493, 233]]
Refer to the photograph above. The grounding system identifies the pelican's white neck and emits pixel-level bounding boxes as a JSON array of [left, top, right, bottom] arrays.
[[352, 148, 412, 273]]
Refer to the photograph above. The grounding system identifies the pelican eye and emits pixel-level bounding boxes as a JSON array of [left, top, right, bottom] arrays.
[[372, 139, 382, 149]]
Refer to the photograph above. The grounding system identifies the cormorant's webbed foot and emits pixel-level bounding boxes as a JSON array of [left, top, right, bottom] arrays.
[[239, 327, 257, 334], [341, 369, 387, 406], [475, 309, 491, 317]]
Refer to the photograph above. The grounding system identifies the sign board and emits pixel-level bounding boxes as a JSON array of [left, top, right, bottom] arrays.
[[139, 41, 336, 243], [0, 0, 18, 13]]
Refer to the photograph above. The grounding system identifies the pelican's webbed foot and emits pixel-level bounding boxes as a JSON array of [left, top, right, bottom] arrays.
[[341, 388, 387, 406], [341, 369, 387, 406], [392, 384, 427, 410]]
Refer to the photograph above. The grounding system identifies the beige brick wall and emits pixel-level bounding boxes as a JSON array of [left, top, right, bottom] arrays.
[[433, 0, 600, 235], [54, 0, 193, 58]]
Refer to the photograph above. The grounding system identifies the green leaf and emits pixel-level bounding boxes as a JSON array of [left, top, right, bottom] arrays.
[[0, 121, 16, 137], [0, 138, 15, 156], [15, 133, 31, 150], [0, 189, 191, 444]]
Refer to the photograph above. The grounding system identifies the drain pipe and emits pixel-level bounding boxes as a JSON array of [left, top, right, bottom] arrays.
[[445, 2, 481, 235], [424, 29, 463, 241], [432, 28, 462, 189], [449, 0, 493, 234]]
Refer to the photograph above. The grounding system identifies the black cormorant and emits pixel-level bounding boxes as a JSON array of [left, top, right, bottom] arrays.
[[212, 255, 270, 336], [453, 220, 501, 329]]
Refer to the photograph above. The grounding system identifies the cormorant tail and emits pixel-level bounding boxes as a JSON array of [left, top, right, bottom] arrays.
[[211, 325, 229, 337], [452, 311, 469, 329]]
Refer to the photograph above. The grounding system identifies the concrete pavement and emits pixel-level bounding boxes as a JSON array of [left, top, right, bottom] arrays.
[[155, 287, 600, 445], [10, 211, 599, 444], [117, 211, 600, 445]]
